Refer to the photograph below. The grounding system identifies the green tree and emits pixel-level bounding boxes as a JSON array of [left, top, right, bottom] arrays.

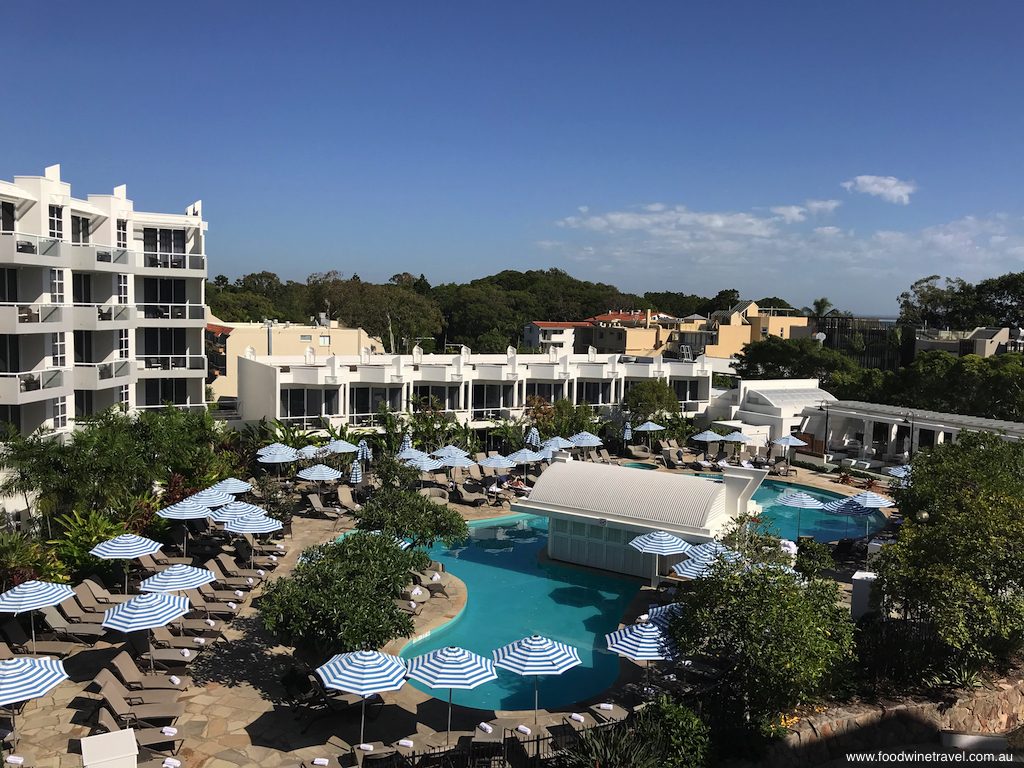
[[354, 487, 468, 549], [801, 296, 834, 327], [260, 531, 425, 661], [873, 432, 1024, 670], [733, 336, 860, 389], [623, 379, 681, 423]]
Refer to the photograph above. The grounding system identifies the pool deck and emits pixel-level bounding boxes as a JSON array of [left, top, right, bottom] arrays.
[[14, 461, 884, 767]]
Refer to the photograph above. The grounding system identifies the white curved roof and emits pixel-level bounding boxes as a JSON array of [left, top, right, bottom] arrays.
[[516, 461, 726, 534], [748, 387, 834, 408]]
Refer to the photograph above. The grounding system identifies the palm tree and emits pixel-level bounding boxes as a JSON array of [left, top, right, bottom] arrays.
[[801, 297, 834, 331]]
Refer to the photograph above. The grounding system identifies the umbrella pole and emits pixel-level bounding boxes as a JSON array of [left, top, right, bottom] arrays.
[[360, 697, 366, 744], [149, 629, 156, 672], [796, 508, 802, 541], [30, 612, 35, 655], [124, 562, 129, 594], [534, 677, 539, 725], [447, 688, 452, 745]]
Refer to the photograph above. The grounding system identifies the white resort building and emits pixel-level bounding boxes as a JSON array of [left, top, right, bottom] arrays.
[[233, 345, 714, 428], [513, 460, 767, 579], [0, 164, 207, 435]]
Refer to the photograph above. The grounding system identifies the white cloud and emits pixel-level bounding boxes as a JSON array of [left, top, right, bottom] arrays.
[[770, 205, 806, 223], [551, 201, 1024, 313], [841, 175, 917, 205], [577, 205, 589, 214], [805, 199, 841, 214]]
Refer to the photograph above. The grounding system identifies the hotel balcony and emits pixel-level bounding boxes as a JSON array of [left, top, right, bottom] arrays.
[[0, 368, 70, 405], [136, 354, 207, 378], [0, 303, 68, 334], [135, 251, 206, 276], [62, 242, 132, 272], [71, 303, 134, 330], [0, 232, 63, 267], [73, 360, 133, 389], [135, 303, 206, 326]]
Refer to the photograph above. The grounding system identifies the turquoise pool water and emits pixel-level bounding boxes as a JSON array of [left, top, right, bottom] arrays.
[[399, 514, 639, 712], [621, 461, 658, 470], [698, 475, 889, 542]]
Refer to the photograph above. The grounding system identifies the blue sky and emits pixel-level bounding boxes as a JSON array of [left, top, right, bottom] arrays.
[[5, 1, 1022, 313]]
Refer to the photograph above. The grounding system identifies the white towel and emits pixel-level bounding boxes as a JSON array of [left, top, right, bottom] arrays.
[[168, 675, 181, 685], [598, 702, 613, 711], [357, 744, 373, 752], [276, 544, 285, 550], [193, 637, 206, 645], [270, 555, 278, 561], [570, 713, 585, 723], [516, 725, 531, 735], [257, 569, 266, 577], [397, 739, 414, 748], [411, 587, 423, 596], [6, 756, 24, 765], [312, 759, 329, 766], [637, 613, 650, 623], [162, 758, 180, 768], [180, 649, 191, 658], [477, 722, 493, 733], [246, 577, 254, 585], [204, 619, 215, 627], [161, 726, 178, 736], [407, 600, 416, 610], [227, 601, 238, 610], [234, 590, 244, 597], [431, 572, 441, 581]]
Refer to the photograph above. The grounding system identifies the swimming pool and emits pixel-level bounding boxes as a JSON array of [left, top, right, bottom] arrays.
[[621, 461, 658, 470], [697, 475, 889, 542], [399, 514, 639, 712]]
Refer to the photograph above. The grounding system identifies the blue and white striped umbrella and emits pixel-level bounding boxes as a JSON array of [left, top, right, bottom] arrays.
[[432, 445, 468, 459], [157, 499, 212, 520], [671, 558, 719, 579], [848, 491, 895, 509], [543, 436, 576, 451], [690, 430, 724, 443], [440, 455, 476, 469], [357, 439, 372, 462], [217, 500, 267, 518], [479, 454, 516, 469], [772, 435, 808, 448], [634, 421, 665, 433], [102, 593, 190, 633], [399, 432, 413, 455], [405, 454, 444, 472], [0, 657, 68, 709], [623, 421, 633, 442], [397, 447, 427, 461], [187, 488, 235, 507], [721, 431, 752, 444], [776, 490, 825, 509], [525, 427, 541, 448], [493, 634, 582, 724], [91, 534, 161, 560], [298, 464, 343, 482], [824, 498, 884, 516], [211, 477, 252, 495], [407, 646, 497, 743], [672, 542, 742, 579], [606, 621, 676, 662], [629, 531, 693, 556], [225, 515, 283, 535], [886, 465, 911, 478], [257, 443, 291, 456], [507, 449, 544, 464], [0, 581, 73, 615], [258, 448, 300, 464], [349, 461, 364, 484], [327, 439, 360, 454], [569, 431, 603, 448], [645, 602, 683, 628], [688, 541, 742, 562], [140, 565, 215, 593], [298, 445, 329, 460], [365, 530, 411, 550], [316, 651, 407, 742]]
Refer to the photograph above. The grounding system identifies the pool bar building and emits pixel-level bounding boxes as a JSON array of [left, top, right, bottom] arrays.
[[512, 460, 768, 579]]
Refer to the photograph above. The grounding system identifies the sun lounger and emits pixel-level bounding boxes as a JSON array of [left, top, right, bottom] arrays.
[[661, 448, 681, 469], [453, 484, 487, 507], [233, 539, 279, 570], [202, 559, 258, 590], [110, 651, 190, 691], [0, 620, 76, 657], [99, 686, 183, 727], [214, 554, 267, 580], [80, 578, 132, 606], [307, 493, 342, 523], [126, 634, 204, 671], [598, 449, 616, 464], [182, 590, 240, 618], [467, 465, 483, 482], [40, 607, 104, 643], [95, 670, 181, 707], [151, 626, 221, 650], [196, 582, 250, 605], [243, 533, 286, 556], [394, 599, 423, 617], [94, 707, 184, 755]]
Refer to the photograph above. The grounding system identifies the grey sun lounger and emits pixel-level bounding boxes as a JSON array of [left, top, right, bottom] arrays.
[[110, 651, 191, 691], [95, 706, 184, 755]]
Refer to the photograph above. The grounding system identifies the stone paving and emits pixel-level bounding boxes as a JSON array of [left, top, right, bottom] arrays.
[[13, 460, 875, 768]]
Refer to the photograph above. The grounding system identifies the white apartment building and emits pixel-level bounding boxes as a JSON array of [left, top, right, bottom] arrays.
[[0, 165, 207, 435], [522, 321, 591, 352], [236, 345, 713, 428]]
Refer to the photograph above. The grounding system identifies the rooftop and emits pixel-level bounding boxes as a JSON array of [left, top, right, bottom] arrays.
[[825, 400, 1024, 436]]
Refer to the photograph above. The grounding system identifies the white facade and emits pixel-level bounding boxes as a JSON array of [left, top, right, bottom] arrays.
[[0, 165, 207, 436], [235, 345, 713, 428], [705, 378, 835, 441], [522, 322, 585, 352]]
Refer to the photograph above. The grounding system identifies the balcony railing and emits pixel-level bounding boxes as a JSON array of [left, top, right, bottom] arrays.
[[77, 361, 132, 380], [136, 355, 206, 372], [0, 232, 61, 257], [140, 252, 205, 270], [0, 369, 65, 393], [95, 248, 130, 265], [73, 303, 132, 323], [0, 302, 65, 326], [136, 304, 206, 321], [279, 415, 329, 428]]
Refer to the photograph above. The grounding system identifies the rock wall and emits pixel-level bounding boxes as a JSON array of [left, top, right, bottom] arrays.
[[745, 679, 1024, 767]]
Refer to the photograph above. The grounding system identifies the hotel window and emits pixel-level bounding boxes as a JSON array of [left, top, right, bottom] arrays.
[[117, 274, 129, 305], [74, 390, 94, 419], [49, 269, 64, 303], [116, 219, 128, 249], [144, 378, 186, 406], [118, 384, 130, 407], [71, 215, 90, 245], [319, 335, 330, 347], [324, 389, 339, 415], [1, 202, 13, 233], [48, 206, 63, 239], [51, 333, 66, 367], [299, 334, 312, 342], [0, 269, 17, 303], [52, 396, 67, 429], [117, 329, 129, 359]]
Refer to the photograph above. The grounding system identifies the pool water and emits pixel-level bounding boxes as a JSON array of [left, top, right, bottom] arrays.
[[400, 514, 639, 712], [621, 461, 658, 470], [697, 475, 889, 542]]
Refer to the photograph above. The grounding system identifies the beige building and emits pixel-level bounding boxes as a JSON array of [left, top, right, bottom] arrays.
[[669, 301, 809, 361], [573, 309, 683, 357], [206, 315, 381, 399], [914, 326, 1024, 358]]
